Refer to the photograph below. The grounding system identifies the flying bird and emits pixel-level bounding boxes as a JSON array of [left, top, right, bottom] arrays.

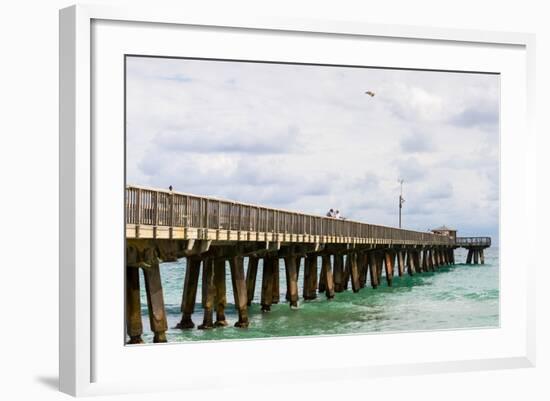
[[365, 91, 375, 97]]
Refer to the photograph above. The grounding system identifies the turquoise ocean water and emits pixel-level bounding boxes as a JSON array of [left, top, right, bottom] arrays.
[[135, 247, 499, 343]]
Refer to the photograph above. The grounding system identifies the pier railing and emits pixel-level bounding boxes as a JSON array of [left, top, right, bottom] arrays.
[[126, 185, 454, 245], [455, 237, 491, 247]]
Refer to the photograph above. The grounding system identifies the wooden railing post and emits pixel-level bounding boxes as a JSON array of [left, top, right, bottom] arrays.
[[136, 188, 142, 225], [153, 191, 159, 226], [238, 205, 243, 232], [169, 192, 174, 227]]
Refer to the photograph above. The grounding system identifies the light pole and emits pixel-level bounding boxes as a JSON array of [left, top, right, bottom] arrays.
[[398, 179, 405, 228]]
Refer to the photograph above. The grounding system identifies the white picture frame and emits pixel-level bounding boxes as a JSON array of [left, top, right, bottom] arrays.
[[59, 4, 536, 397]]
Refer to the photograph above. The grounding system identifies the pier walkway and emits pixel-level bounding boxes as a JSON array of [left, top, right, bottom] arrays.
[[125, 185, 491, 344]]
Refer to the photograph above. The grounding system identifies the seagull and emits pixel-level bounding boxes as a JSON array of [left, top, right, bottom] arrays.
[[365, 91, 375, 97]]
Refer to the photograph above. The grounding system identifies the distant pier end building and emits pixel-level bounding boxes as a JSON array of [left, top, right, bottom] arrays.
[[431, 225, 457, 241], [125, 185, 491, 344], [431, 225, 491, 265]]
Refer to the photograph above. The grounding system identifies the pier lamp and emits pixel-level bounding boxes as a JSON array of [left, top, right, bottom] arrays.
[[398, 179, 405, 228]]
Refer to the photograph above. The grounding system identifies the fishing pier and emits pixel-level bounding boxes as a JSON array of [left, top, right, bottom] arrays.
[[125, 185, 491, 344]]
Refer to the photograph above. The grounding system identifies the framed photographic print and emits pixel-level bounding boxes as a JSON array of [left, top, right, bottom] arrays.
[[59, 4, 536, 397]]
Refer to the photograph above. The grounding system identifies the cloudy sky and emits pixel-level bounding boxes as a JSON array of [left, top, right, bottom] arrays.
[[126, 56, 499, 242]]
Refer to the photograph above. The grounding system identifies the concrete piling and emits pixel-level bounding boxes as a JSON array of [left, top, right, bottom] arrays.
[[246, 256, 259, 306], [322, 254, 335, 299], [303, 254, 318, 300], [417, 250, 423, 272], [318, 258, 327, 293], [432, 249, 438, 269], [125, 265, 143, 344], [284, 255, 299, 308], [198, 258, 216, 330], [418, 250, 425, 273], [350, 252, 361, 292], [343, 254, 351, 291], [333, 254, 344, 292], [377, 253, 384, 283], [420, 249, 427, 272], [384, 251, 394, 286], [177, 257, 201, 329], [143, 260, 168, 342], [261, 256, 274, 312], [407, 250, 416, 275], [214, 258, 228, 326], [271, 257, 280, 304], [229, 256, 249, 327], [368, 252, 379, 288], [397, 250, 405, 276], [358, 253, 368, 288]]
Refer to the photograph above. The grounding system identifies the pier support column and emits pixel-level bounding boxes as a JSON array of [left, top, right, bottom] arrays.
[[214, 258, 228, 327], [480, 249, 485, 264], [143, 260, 168, 343], [199, 258, 215, 330], [177, 257, 201, 329], [229, 256, 249, 327], [126, 265, 143, 344], [333, 254, 344, 292], [427, 249, 434, 271], [350, 252, 361, 292], [368, 252, 379, 289], [343, 254, 351, 290], [284, 255, 299, 308], [261, 256, 274, 312], [296, 255, 302, 284], [418, 250, 424, 272], [303, 254, 318, 300], [431, 249, 438, 269], [397, 250, 405, 276], [321, 255, 335, 299], [318, 259, 327, 293], [272, 257, 280, 304], [246, 256, 259, 306], [407, 250, 416, 275], [377, 253, 384, 283], [421, 249, 428, 272], [473, 249, 479, 264], [359, 253, 368, 288], [466, 249, 473, 264], [384, 251, 394, 287]]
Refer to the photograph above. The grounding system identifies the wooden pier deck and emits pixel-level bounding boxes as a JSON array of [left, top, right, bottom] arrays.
[[124, 185, 491, 344]]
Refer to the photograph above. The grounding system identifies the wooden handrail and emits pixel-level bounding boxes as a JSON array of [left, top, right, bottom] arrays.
[[125, 185, 456, 245]]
